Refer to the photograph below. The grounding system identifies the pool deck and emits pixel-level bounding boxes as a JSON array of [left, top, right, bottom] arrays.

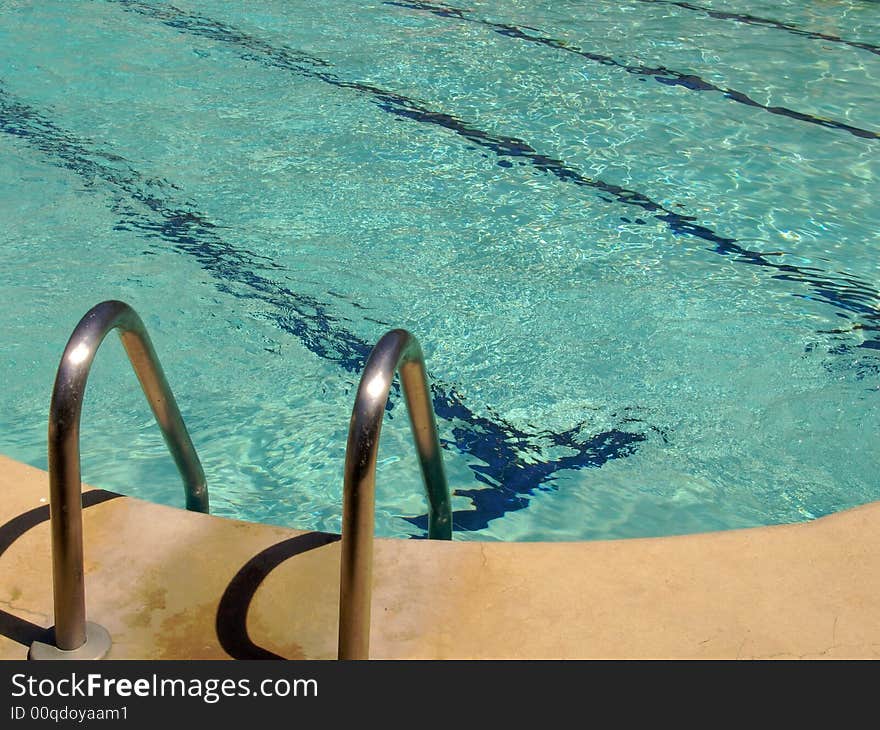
[[1, 454, 878, 659]]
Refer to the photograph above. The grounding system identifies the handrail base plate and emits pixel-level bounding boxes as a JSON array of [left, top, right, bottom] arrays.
[[28, 622, 112, 661]]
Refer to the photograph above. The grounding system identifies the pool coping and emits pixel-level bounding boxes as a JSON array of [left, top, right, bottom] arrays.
[[1, 454, 878, 659]]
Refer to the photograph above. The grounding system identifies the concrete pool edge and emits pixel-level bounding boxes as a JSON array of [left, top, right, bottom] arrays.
[[0, 454, 877, 659]]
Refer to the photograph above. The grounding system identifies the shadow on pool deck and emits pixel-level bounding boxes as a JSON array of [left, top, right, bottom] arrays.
[[1, 454, 878, 659]]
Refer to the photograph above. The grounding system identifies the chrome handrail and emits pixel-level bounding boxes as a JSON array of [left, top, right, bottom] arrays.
[[338, 329, 451, 660], [30, 300, 208, 660]]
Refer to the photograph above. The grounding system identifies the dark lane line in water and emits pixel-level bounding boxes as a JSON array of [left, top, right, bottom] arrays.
[[629, 0, 880, 58], [388, 1, 880, 141], [110, 0, 880, 350], [0, 85, 653, 534]]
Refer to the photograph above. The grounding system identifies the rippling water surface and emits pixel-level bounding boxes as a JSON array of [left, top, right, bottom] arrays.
[[0, 0, 877, 540]]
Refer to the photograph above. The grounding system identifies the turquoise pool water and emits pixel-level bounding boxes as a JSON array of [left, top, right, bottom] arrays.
[[0, 0, 877, 540]]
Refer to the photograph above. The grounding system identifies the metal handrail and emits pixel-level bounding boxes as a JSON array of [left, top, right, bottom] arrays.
[[30, 300, 208, 660], [338, 329, 451, 660]]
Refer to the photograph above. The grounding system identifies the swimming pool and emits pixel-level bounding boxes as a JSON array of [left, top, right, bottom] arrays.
[[1, 0, 877, 541]]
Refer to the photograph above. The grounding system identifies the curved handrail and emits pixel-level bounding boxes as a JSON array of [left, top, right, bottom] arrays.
[[338, 329, 451, 660], [40, 300, 208, 657]]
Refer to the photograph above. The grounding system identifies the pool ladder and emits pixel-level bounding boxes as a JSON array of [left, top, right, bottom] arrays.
[[338, 327, 451, 659], [29, 300, 451, 661]]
